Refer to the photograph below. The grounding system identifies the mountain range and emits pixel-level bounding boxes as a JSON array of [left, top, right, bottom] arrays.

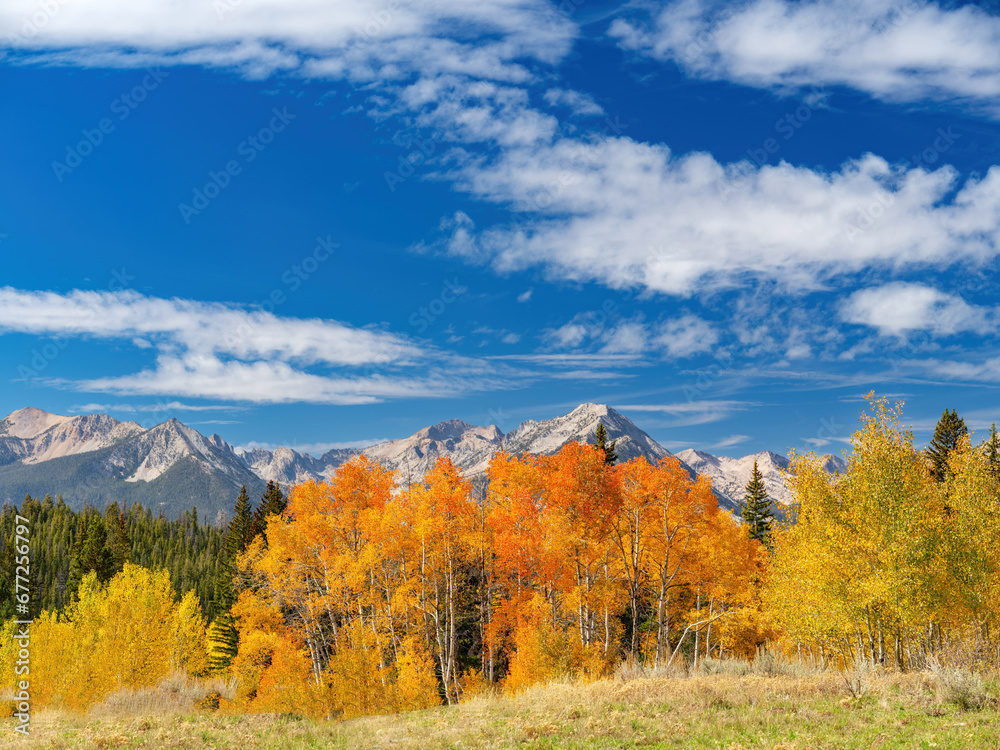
[[0, 404, 845, 523]]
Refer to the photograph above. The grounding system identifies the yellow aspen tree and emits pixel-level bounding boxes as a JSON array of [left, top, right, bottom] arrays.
[[172, 589, 209, 676]]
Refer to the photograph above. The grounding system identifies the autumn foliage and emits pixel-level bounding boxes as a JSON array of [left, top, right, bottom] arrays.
[[222, 444, 764, 719], [8, 395, 993, 721], [766, 396, 1000, 669], [0, 563, 208, 710]]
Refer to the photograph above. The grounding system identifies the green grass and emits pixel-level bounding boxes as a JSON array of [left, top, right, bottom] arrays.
[[5, 668, 1000, 749]]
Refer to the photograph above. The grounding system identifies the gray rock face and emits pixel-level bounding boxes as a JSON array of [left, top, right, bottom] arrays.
[[0, 404, 849, 523]]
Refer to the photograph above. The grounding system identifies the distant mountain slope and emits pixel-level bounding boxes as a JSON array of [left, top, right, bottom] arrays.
[[0, 410, 264, 521], [503, 403, 671, 464], [0, 404, 847, 524], [675, 448, 848, 509]]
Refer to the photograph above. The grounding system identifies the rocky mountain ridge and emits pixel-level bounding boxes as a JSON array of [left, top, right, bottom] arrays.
[[0, 405, 845, 521]]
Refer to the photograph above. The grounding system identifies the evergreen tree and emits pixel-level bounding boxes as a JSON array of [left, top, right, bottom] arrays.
[[208, 485, 258, 672], [227, 485, 258, 556], [926, 409, 969, 482], [986, 423, 1000, 481], [593, 422, 618, 466], [105, 502, 131, 574], [253, 481, 287, 544], [66, 513, 115, 600], [741, 460, 774, 549]]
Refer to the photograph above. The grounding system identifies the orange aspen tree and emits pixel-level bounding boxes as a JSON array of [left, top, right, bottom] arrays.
[[484, 451, 553, 671], [545, 442, 621, 653], [645, 458, 717, 666], [610, 458, 662, 658]]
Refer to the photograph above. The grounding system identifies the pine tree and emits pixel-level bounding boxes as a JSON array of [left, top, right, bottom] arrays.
[[105, 502, 131, 574], [986, 423, 1000, 481], [253, 481, 287, 542], [208, 485, 258, 672], [926, 409, 969, 482], [593, 422, 618, 466], [66, 513, 115, 601], [741, 460, 773, 549]]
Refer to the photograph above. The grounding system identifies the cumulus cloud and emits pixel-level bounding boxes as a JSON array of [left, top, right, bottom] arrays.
[[542, 88, 604, 116], [840, 282, 992, 336], [653, 315, 719, 358], [611, 0, 1000, 114], [442, 137, 1000, 294]]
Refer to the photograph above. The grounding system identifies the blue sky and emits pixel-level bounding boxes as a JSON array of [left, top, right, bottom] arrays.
[[2, 0, 1000, 458]]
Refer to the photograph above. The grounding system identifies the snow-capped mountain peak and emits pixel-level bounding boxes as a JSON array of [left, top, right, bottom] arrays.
[[0, 403, 843, 523]]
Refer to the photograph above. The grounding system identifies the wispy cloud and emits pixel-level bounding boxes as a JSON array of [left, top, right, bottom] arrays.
[[712, 434, 750, 450], [70, 401, 247, 414], [611, 0, 1000, 116], [0, 288, 418, 366], [616, 399, 755, 426], [2, 288, 513, 404]]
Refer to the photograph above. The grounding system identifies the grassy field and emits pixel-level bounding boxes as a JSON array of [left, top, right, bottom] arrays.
[[5, 662, 1000, 749]]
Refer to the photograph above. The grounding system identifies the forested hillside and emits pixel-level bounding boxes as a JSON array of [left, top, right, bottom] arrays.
[[0, 493, 226, 620]]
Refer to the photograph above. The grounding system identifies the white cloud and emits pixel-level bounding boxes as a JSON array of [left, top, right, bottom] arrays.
[[611, 0, 1000, 114], [712, 434, 750, 449], [0, 288, 417, 365], [70, 401, 245, 413], [616, 399, 753, 426], [73, 353, 505, 405], [914, 355, 1000, 383], [517, 289, 533, 303], [2, 0, 575, 82], [841, 282, 991, 336], [442, 136, 1000, 295], [501, 332, 522, 344], [542, 88, 604, 116], [598, 321, 649, 355], [653, 315, 719, 358], [4, 288, 510, 404]]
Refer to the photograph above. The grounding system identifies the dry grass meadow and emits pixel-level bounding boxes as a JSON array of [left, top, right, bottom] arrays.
[[4, 659, 1000, 749]]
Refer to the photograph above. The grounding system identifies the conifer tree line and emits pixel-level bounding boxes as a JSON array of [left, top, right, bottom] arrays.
[[0, 481, 287, 621]]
